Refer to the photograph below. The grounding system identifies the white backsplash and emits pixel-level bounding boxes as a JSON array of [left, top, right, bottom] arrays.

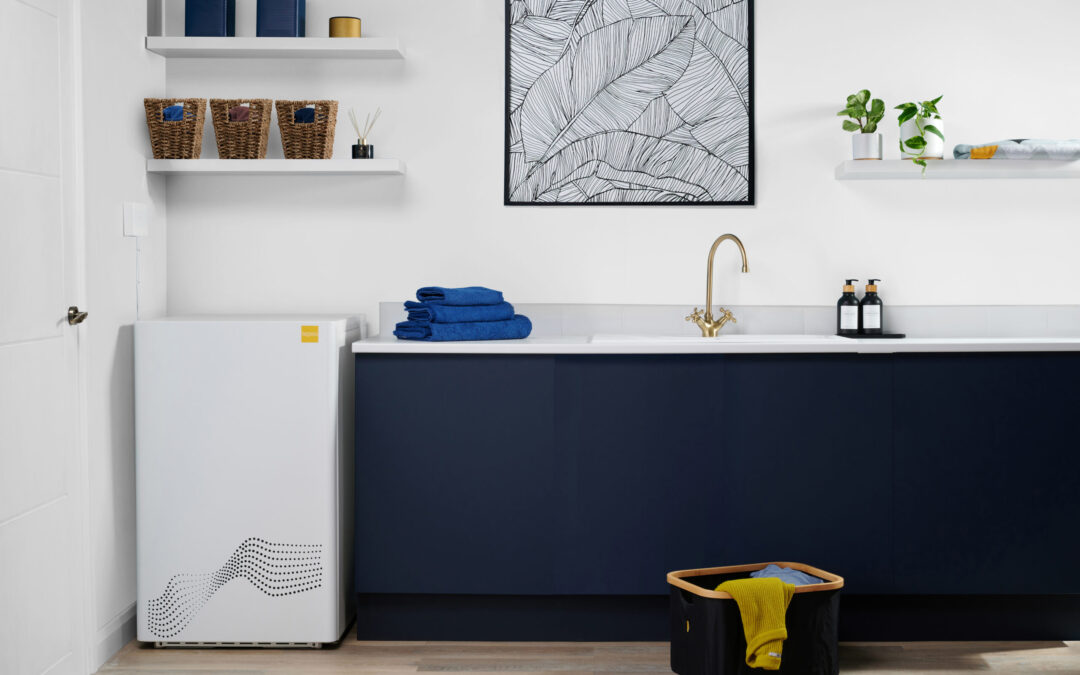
[[379, 303, 1080, 340]]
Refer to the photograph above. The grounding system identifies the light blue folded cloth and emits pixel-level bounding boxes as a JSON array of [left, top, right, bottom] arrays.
[[405, 301, 515, 323], [954, 138, 1080, 160], [416, 286, 504, 306], [750, 564, 823, 586], [393, 315, 532, 342], [162, 104, 185, 121]]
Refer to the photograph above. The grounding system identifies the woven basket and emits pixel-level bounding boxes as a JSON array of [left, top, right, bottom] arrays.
[[275, 100, 338, 159], [209, 98, 272, 159], [144, 98, 206, 159]]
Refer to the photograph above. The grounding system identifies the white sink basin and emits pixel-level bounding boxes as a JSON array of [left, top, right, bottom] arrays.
[[589, 334, 846, 344]]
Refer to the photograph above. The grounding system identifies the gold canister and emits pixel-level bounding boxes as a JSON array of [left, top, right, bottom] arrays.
[[329, 16, 362, 38]]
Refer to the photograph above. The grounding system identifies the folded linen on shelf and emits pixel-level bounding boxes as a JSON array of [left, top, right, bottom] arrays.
[[404, 300, 515, 323], [954, 138, 1080, 160], [416, 286, 504, 306], [393, 315, 532, 342]]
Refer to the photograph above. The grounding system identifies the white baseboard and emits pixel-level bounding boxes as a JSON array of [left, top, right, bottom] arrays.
[[91, 603, 136, 672]]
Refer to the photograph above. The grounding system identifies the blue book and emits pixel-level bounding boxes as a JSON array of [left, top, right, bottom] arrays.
[[185, 0, 235, 37], [257, 0, 306, 37]]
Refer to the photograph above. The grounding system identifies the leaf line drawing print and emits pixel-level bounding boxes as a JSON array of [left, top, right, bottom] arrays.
[[506, 0, 753, 205]]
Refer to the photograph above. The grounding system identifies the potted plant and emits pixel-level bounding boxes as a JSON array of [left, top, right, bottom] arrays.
[[838, 89, 885, 160], [896, 96, 944, 170]]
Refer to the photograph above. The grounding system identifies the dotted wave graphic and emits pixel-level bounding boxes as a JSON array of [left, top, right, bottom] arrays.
[[146, 537, 323, 638]]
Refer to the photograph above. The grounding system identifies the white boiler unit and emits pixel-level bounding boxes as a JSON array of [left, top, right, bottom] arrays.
[[135, 316, 361, 646]]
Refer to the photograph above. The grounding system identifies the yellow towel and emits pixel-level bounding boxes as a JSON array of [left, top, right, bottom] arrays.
[[716, 578, 795, 670]]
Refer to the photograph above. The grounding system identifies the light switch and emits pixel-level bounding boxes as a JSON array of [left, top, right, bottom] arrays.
[[124, 202, 150, 238]]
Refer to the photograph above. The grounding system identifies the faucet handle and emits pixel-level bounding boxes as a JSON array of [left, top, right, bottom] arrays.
[[685, 307, 705, 323], [717, 307, 737, 325]]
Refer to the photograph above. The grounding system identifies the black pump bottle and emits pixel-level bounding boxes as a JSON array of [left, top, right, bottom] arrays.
[[837, 279, 860, 336], [860, 279, 883, 335]]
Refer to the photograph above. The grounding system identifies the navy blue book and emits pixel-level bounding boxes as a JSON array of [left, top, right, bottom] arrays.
[[185, 0, 235, 37], [257, 0, 306, 37]]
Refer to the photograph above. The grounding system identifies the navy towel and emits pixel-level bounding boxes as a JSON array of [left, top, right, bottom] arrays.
[[405, 301, 515, 324], [162, 104, 185, 121], [394, 315, 532, 342], [416, 286, 504, 306], [294, 107, 315, 123]]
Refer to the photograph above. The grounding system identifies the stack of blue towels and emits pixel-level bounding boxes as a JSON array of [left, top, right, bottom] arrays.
[[393, 287, 532, 342]]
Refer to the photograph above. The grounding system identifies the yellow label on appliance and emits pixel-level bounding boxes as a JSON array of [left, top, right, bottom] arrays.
[[301, 325, 319, 343]]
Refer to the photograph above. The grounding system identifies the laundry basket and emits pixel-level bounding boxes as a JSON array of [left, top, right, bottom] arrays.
[[668, 562, 843, 675], [209, 98, 272, 159]]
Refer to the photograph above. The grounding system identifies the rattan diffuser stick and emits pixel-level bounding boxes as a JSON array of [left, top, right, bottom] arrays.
[[349, 107, 382, 145]]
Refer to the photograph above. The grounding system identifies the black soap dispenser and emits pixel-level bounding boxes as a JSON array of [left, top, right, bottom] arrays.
[[860, 279, 883, 335], [837, 279, 860, 336]]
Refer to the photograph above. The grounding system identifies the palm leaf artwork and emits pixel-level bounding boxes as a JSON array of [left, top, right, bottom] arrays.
[[506, 0, 753, 205]]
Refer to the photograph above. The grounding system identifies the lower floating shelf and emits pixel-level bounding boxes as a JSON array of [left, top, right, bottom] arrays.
[[146, 158, 406, 176], [835, 159, 1080, 180]]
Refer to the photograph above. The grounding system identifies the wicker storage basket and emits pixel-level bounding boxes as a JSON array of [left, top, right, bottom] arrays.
[[144, 98, 206, 159], [275, 100, 338, 159], [209, 98, 272, 159]]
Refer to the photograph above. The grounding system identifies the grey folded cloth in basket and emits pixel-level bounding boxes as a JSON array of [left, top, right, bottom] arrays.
[[954, 138, 1080, 160]]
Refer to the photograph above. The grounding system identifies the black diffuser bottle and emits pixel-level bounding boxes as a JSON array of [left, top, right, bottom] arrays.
[[837, 279, 860, 336], [860, 279, 883, 335]]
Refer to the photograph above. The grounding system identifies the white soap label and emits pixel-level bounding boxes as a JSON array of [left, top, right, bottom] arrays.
[[863, 305, 881, 329], [840, 306, 859, 330]]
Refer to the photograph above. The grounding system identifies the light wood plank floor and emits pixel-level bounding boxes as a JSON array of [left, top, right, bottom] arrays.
[[98, 638, 1080, 674]]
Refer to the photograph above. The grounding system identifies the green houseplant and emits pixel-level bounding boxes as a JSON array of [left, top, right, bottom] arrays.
[[896, 96, 945, 170], [838, 90, 885, 160]]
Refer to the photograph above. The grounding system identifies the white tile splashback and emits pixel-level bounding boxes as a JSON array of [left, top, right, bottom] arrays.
[[379, 303, 1080, 340]]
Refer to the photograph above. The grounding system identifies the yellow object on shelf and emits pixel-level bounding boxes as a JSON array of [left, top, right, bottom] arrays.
[[329, 16, 361, 37]]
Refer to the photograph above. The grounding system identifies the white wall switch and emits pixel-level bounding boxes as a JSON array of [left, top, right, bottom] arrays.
[[124, 202, 150, 238]]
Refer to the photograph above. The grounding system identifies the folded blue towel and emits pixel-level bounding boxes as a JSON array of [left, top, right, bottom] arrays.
[[394, 315, 532, 342], [416, 286, 504, 306], [750, 564, 823, 586], [405, 301, 515, 324], [162, 104, 185, 121], [294, 107, 315, 123]]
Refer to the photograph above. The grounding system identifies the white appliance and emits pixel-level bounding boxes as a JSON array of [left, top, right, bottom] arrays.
[[135, 315, 362, 646]]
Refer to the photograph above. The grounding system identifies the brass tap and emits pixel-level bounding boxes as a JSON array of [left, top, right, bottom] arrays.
[[685, 234, 749, 337]]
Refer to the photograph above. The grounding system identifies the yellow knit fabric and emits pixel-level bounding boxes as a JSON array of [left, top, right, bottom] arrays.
[[716, 578, 795, 670], [971, 144, 998, 159]]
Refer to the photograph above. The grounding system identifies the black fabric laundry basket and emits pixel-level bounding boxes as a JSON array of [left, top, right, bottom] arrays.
[[668, 562, 844, 675]]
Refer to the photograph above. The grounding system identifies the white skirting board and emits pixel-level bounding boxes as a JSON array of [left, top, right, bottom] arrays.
[[93, 603, 136, 670]]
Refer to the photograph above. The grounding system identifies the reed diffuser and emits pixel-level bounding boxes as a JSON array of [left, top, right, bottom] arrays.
[[349, 107, 381, 159]]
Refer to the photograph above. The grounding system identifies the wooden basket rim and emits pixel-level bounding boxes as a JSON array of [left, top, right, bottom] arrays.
[[667, 561, 844, 599]]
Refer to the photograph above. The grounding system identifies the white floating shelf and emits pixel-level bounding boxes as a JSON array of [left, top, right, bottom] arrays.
[[147, 159, 406, 176], [836, 159, 1080, 180], [145, 36, 405, 59]]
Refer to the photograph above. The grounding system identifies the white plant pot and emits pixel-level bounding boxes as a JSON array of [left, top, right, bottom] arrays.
[[852, 133, 883, 160], [900, 118, 945, 159]]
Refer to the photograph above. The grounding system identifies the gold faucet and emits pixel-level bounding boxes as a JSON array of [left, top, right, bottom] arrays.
[[685, 234, 749, 337]]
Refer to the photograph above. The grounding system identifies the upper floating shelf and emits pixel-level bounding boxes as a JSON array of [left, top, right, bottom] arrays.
[[836, 159, 1080, 180], [145, 36, 405, 59], [147, 159, 406, 176]]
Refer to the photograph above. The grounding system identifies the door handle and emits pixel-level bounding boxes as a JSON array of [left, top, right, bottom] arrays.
[[67, 306, 88, 325]]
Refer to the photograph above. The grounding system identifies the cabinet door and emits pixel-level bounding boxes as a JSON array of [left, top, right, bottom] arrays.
[[893, 353, 1080, 594], [719, 355, 894, 593], [354, 355, 559, 594], [554, 356, 724, 594]]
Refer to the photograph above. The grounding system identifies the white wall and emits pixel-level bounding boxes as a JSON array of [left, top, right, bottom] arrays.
[[163, 0, 1080, 333], [82, 0, 167, 667]]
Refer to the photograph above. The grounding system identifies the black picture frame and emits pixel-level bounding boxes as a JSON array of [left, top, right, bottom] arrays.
[[504, 0, 755, 206]]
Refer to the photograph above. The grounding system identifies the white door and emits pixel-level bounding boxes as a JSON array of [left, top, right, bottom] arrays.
[[0, 0, 89, 674]]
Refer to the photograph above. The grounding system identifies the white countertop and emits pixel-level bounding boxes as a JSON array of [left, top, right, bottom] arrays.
[[352, 334, 1080, 355]]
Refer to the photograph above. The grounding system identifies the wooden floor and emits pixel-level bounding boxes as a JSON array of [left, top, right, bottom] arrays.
[[97, 637, 1080, 674]]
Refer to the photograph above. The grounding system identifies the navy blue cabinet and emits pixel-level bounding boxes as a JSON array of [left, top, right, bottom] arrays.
[[891, 353, 1080, 594], [355, 351, 1080, 602], [355, 355, 560, 594], [554, 356, 724, 594], [719, 355, 894, 593]]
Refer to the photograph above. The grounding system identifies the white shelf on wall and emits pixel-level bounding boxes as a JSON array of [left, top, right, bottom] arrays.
[[145, 36, 405, 59], [836, 159, 1080, 180], [146, 159, 406, 176]]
